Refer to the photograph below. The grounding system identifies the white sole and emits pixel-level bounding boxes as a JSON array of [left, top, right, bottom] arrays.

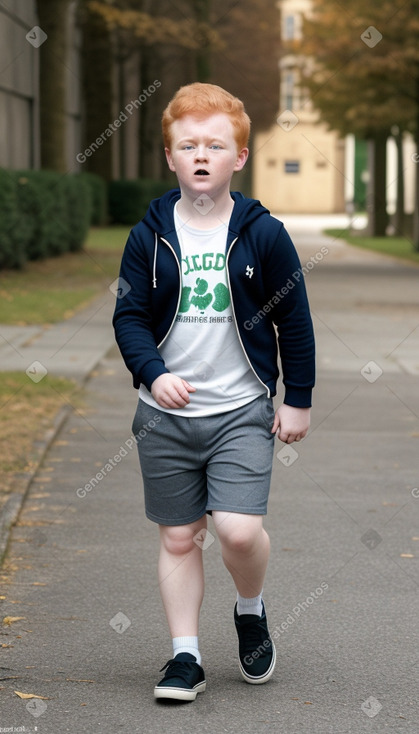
[[238, 642, 276, 685], [154, 680, 206, 701]]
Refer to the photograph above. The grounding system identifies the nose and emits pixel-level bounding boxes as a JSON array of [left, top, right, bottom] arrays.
[[194, 144, 208, 161]]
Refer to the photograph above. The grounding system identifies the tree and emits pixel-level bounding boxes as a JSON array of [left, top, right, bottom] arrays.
[[78, 0, 114, 180], [37, 0, 73, 172], [211, 0, 280, 136], [298, 0, 419, 241], [79, 0, 222, 179]]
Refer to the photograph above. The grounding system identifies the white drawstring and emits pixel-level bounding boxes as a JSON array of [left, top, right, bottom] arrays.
[[152, 233, 158, 288]]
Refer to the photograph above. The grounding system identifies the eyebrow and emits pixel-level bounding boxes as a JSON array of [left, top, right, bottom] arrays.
[[177, 137, 226, 145]]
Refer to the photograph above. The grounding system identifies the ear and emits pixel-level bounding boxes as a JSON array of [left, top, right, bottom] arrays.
[[165, 147, 176, 172], [234, 147, 249, 172]]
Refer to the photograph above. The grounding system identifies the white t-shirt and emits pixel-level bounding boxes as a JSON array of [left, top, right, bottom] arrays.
[[139, 205, 265, 416]]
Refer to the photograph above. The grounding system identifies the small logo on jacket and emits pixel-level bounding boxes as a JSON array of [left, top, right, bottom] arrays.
[[245, 265, 254, 278]]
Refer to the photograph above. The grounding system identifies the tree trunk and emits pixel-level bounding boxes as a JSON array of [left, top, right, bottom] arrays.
[[37, 0, 72, 172], [366, 132, 388, 236], [194, 0, 211, 82], [394, 130, 405, 235], [413, 140, 419, 251], [413, 77, 419, 251], [80, 1, 113, 181], [116, 35, 128, 180]]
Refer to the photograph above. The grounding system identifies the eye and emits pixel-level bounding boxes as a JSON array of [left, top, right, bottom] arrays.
[[182, 144, 195, 150], [210, 144, 222, 150]]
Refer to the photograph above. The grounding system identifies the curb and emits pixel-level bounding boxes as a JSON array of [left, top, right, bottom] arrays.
[[0, 403, 72, 564]]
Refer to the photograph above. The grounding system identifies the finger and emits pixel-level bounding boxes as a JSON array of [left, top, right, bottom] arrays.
[[278, 429, 290, 443], [182, 379, 197, 393], [170, 388, 190, 407], [158, 388, 188, 409], [271, 413, 280, 434]]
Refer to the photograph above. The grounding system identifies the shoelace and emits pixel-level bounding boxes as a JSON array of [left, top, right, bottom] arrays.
[[159, 658, 199, 680], [238, 617, 272, 656]]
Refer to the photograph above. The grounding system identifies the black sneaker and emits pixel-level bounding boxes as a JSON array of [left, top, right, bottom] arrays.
[[154, 652, 206, 701], [234, 602, 276, 684]]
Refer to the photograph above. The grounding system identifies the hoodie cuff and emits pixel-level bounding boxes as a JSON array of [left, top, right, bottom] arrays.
[[283, 386, 312, 409], [139, 361, 169, 392]]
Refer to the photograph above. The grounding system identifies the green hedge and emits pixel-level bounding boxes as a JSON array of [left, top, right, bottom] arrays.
[[0, 169, 26, 269], [109, 178, 175, 225], [77, 172, 107, 226], [0, 169, 95, 269]]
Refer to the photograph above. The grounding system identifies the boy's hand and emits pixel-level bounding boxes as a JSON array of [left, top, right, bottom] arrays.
[[271, 404, 311, 444], [151, 374, 196, 409]]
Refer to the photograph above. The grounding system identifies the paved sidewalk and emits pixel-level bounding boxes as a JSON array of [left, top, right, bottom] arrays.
[[0, 290, 116, 381], [1, 224, 418, 733]]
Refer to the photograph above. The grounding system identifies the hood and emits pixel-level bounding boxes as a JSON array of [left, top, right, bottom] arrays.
[[143, 187, 271, 237]]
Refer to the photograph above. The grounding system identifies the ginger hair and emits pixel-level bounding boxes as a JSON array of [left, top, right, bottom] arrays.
[[162, 82, 251, 151]]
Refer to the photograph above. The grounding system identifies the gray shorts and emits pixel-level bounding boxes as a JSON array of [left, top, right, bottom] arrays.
[[132, 395, 276, 526]]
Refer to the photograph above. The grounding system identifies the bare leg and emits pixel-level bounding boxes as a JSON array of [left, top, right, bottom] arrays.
[[212, 512, 270, 598], [158, 515, 207, 637]]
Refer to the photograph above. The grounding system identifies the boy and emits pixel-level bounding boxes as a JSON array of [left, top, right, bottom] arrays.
[[113, 83, 315, 701]]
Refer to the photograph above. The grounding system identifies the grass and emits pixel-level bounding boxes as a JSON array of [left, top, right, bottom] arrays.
[[0, 226, 130, 325], [0, 372, 82, 503], [325, 229, 419, 265]]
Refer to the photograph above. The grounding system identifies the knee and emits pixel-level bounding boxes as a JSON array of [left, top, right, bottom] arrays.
[[219, 522, 264, 555], [160, 525, 199, 556]]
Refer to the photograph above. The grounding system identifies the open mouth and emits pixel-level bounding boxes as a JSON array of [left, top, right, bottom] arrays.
[[194, 169, 209, 176]]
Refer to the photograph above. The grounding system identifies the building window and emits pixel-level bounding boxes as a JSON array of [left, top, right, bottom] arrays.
[[284, 15, 295, 40], [285, 161, 300, 174], [284, 71, 294, 110]]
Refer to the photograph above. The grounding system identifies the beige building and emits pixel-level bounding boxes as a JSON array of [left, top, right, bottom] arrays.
[[253, 0, 346, 213]]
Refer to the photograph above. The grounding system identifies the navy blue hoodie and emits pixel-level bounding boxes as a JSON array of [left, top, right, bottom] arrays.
[[113, 189, 315, 408]]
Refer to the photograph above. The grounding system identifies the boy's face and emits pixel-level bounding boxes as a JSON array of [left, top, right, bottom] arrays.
[[165, 113, 248, 200]]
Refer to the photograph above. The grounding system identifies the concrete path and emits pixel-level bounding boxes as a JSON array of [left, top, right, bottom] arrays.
[[0, 220, 418, 733], [0, 290, 116, 381]]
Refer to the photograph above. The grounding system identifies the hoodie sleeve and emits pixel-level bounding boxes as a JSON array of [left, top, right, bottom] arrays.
[[265, 223, 315, 408], [112, 226, 169, 391]]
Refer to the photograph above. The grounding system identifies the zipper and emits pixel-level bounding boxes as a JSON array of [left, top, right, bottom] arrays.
[[156, 236, 182, 349], [226, 238, 270, 397]]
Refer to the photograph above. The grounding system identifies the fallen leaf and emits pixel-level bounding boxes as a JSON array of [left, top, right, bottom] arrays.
[[16, 520, 48, 527], [14, 691, 49, 700], [304, 701, 313, 705], [2, 617, 25, 626]]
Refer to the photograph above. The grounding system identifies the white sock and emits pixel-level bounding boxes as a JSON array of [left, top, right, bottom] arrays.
[[172, 636, 201, 665], [237, 591, 263, 617]]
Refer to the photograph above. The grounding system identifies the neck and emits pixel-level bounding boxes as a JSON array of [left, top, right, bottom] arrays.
[[176, 189, 234, 230]]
